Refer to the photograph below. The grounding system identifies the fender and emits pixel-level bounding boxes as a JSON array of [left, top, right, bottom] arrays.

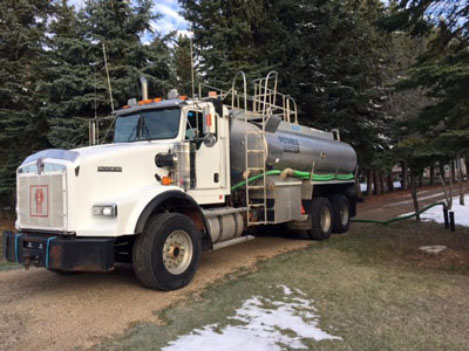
[[134, 190, 208, 237]]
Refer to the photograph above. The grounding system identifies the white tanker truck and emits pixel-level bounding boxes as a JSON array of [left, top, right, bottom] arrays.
[[4, 72, 357, 290]]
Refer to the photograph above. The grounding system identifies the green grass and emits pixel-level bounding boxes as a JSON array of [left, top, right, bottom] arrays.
[[97, 221, 469, 351]]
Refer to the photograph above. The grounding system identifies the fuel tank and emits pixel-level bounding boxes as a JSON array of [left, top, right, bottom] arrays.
[[230, 117, 357, 184]]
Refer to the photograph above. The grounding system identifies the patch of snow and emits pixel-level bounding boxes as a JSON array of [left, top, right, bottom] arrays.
[[419, 245, 447, 254], [401, 196, 468, 227], [360, 181, 401, 193], [163, 287, 341, 351]]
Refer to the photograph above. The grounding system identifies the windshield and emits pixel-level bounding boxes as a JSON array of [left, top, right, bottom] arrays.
[[114, 108, 181, 143]]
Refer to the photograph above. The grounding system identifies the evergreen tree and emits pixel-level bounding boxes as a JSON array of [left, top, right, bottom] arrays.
[[172, 35, 194, 96], [0, 0, 52, 197], [46, 0, 174, 148], [42, 0, 95, 149], [385, 0, 469, 141], [180, 0, 389, 168]]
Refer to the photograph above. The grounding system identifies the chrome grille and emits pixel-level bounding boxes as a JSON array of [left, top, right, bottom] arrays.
[[17, 172, 67, 231]]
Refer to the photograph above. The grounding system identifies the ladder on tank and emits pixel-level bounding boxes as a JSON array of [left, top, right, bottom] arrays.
[[232, 71, 274, 225]]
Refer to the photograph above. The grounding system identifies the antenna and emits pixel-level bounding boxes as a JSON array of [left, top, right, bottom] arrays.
[[102, 42, 115, 112], [190, 36, 195, 98]]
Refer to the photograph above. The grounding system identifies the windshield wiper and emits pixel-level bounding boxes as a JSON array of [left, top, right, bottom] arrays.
[[142, 120, 151, 141], [127, 120, 139, 142]]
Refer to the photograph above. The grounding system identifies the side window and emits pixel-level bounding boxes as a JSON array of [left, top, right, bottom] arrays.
[[186, 110, 204, 140]]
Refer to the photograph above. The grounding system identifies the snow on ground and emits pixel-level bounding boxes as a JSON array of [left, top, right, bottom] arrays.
[[360, 181, 401, 192], [163, 286, 341, 351], [402, 196, 468, 227]]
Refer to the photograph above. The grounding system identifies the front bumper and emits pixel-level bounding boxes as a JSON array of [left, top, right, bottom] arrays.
[[3, 232, 115, 272]]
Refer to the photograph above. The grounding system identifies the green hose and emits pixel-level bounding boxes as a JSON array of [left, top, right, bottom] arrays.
[[230, 169, 355, 192], [351, 201, 447, 225]]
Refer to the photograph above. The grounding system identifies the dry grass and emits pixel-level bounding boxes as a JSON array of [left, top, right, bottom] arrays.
[[98, 221, 469, 351]]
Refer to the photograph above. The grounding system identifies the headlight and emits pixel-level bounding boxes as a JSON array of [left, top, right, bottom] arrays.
[[93, 204, 117, 217]]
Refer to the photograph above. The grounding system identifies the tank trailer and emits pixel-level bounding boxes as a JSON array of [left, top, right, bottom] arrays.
[[4, 72, 357, 290]]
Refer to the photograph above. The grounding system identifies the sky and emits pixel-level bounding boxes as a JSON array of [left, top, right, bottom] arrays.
[[68, 0, 190, 38]]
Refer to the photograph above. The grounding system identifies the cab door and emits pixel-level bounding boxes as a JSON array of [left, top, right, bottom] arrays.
[[184, 104, 227, 203]]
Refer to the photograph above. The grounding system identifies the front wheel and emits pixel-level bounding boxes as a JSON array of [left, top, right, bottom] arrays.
[[306, 197, 333, 240], [133, 213, 201, 290]]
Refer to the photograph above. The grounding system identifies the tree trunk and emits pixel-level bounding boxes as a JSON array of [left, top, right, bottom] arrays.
[[418, 174, 423, 188], [410, 174, 420, 222], [451, 160, 456, 182], [387, 173, 394, 192], [429, 164, 434, 186], [438, 162, 446, 181], [380, 173, 386, 194], [439, 174, 451, 210], [465, 158, 469, 181], [457, 157, 465, 205], [373, 169, 381, 195], [401, 161, 408, 190], [366, 169, 373, 196], [449, 171, 454, 209]]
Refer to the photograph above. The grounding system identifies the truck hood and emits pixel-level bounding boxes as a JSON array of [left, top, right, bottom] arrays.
[[20, 142, 173, 168], [72, 142, 171, 163]]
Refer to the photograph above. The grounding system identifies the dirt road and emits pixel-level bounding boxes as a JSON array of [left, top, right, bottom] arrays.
[[0, 184, 466, 351]]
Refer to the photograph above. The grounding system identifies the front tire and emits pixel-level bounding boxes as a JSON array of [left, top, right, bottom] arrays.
[[133, 213, 201, 290], [306, 197, 333, 240]]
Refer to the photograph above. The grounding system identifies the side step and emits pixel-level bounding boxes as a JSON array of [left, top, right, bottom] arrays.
[[212, 235, 255, 250]]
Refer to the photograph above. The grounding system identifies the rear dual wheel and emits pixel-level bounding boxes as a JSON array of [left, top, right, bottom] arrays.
[[329, 194, 351, 234], [306, 195, 351, 240], [133, 213, 201, 290], [307, 198, 333, 240]]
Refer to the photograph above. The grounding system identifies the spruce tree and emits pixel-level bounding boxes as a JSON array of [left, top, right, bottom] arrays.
[[172, 35, 194, 96], [0, 0, 52, 198], [180, 0, 389, 167], [45, 0, 174, 148]]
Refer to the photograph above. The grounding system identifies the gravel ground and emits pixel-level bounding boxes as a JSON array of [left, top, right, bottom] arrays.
[[0, 236, 309, 351], [0, 184, 467, 351]]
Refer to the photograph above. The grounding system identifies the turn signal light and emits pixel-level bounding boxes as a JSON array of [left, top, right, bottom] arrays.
[[179, 95, 188, 101], [206, 113, 212, 127], [161, 176, 172, 185]]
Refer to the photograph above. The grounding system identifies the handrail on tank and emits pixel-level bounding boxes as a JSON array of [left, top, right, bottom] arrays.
[[287, 96, 298, 124], [231, 71, 248, 112], [261, 71, 278, 116]]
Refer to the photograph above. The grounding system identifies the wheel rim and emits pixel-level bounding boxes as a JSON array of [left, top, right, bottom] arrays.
[[162, 230, 193, 275], [320, 206, 332, 232], [340, 203, 349, 226]]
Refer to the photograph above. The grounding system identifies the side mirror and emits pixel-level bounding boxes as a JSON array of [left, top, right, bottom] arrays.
[[203, 133, 217, 147]]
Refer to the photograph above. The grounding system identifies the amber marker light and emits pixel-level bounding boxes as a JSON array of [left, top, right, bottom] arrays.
[[138, 99, 153, 105], [161, 176, 172, 185]]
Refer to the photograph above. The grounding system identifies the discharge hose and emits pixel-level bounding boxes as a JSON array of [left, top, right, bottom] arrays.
[[231, 171, 446, 226], [230, 169, 354, 192], [351, 201, 447, 225]]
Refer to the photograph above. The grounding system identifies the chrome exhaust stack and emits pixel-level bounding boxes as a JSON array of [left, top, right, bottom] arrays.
[[140, 76, 148, 100]]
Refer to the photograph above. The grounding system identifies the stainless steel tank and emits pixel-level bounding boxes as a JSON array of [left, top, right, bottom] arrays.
[[230, 117, 357, 184]]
